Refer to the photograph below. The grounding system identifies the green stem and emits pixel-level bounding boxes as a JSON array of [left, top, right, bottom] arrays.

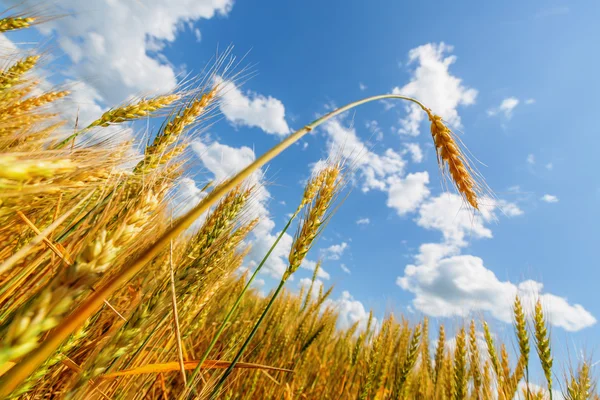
[[54, 127, 89, 149], [182, 211, 298, 397], [0, 94, 427, 397], [209, 278, 287, 399]]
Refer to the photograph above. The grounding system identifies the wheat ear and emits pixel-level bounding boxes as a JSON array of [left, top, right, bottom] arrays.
[[0, 17, 35, 32], [534, 299, 553, 398], [0, 55, 40, 90]]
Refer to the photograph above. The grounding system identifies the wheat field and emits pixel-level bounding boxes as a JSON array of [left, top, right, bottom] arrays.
[[0, 11, 595, 400]]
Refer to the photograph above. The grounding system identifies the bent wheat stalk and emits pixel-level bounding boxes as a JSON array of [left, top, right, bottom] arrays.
[[0, 93, 483, 396]]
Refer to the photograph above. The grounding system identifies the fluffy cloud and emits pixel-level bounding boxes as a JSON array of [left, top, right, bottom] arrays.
[[321, 242, 348, 261], [324, 291, 372, 331], [356, 218, 370, 225], [397, 193, 594, 332], [171, 177, 208, 217], [365, 120, 383, 141], [404, 143, 423, 163], [541, 194, 559, 203], [298, 277, 324, 300], [416, 193, 493, 246], [527, 154, 535, 165], [216, 77, 290, 136], [34, 0, 233, 124], [340, 264, 351, 274], [386, 172, 430, 216], [392, 42, 477, 136], [487, 97, 520, 118], [398, 243, 595, 332], [321, 118, 406, 192]]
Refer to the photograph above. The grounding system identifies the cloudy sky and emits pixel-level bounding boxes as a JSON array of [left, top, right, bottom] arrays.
[[3, 0, 600, 376]]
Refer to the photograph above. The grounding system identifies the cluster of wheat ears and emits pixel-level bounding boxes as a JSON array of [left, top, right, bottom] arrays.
[[0, 12, 595, 400]]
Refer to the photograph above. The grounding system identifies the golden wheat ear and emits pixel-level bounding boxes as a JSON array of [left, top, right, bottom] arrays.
[[425, 110, 488, 210], [0, 16, 35, 32]]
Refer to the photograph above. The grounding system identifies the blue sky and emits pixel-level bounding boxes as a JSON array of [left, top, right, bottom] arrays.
[[3, 0, 600, 381]]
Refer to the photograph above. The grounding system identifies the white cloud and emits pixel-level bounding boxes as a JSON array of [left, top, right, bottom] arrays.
[[324, 291, 372, 331], [359, 82, 367, 91], [417, 193, 493, 247], [34, 0, 234, 124], [299, 277, 324, 299], [216, 77, 290, 136], [392, 42, 477, 136], [386, 172, 430, 216], [527, 154, 536, 165], [494, 199, 524, 217], [404, 143, 423, 163], [398, 192, 593, 332], [171, 176, 207, 217], [321, 242, 348, 261], [365, 120, 383, 141], [397, 244, 596, 332], [487, 97, 519, 118], [356, 218, 370, 225], [541, 194, 559, 203], [340, 264, 351, 274], [545, 162, 553, 171], [320, 118, 406, 192], [517, 382, 563, 400], [301, 260, 330, 280]]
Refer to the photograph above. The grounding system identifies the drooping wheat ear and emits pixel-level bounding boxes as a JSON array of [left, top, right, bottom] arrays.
[[397, 323, 422, 395], [87, 94, 180, 128], [0, 17, 35, 32], [426, 110, 481, 209], [135, 86, 218, 173], [434, 324, 446, 385], [453, 327, 468, 400], [534, 299, 553, 396], [285, 164, 341, 280], [0, 55, 40, 90], [0, 91, 69, 119], [0, 155, 74, 181], [469, 320, 482, 396]]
